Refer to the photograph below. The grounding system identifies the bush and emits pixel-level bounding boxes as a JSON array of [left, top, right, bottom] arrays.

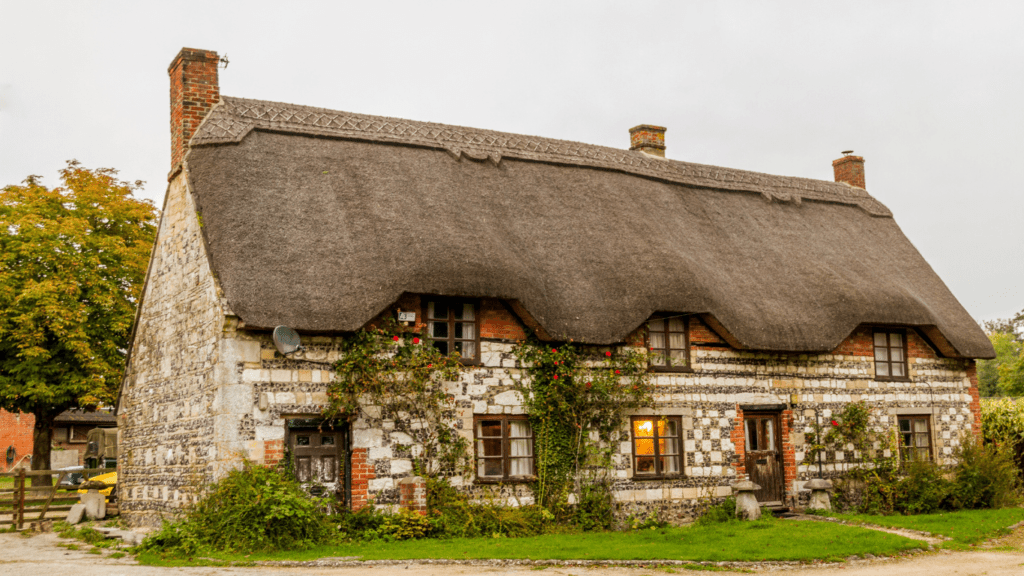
[[423, 476, 552, 538], [949, 435, 1022, 510], [139, 462, 335, 554], [696, 496, 736, 525]]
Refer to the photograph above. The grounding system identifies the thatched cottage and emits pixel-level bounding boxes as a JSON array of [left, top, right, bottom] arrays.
[[116, 48, 995, 527]]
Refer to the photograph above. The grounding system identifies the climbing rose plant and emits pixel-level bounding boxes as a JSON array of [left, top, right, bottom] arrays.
[[326, 321, 468, 477], [513, 339, 653, 511]]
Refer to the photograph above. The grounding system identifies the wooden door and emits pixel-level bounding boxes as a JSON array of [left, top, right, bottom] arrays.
[[743, 412, 783, 504], [288, 428, 347, 508]]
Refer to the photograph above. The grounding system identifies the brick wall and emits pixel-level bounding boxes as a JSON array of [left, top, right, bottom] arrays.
[[832, 155, 866, 189], [0, 409, 34, 472]]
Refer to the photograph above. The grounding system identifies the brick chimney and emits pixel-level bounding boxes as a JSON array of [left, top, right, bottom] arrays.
[[629, 125, 666, 157], [169, 48, 220, 176], [832, 151, 866, 189]]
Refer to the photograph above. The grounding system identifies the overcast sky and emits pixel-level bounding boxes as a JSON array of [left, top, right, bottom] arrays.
[[1, 1, 1021, 326]]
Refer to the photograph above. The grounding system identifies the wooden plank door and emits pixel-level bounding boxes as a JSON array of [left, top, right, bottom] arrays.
[[743, 412, 784, 504], [288, 428, 347, 508]]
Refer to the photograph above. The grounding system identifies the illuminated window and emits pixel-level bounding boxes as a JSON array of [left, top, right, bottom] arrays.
[[647, 314, 689, 371], [630, 416, 683, 477]]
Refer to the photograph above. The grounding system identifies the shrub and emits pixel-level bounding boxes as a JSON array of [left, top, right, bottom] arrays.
[[139, 462, 335, 554], [949, 435, 1022, 510], [424, 476, 551, 538], [695, 496, 736, 525]]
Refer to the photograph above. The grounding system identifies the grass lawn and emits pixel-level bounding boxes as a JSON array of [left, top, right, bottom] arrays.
[[830, 508, 1024, 550], [137, 517, 926, 566]]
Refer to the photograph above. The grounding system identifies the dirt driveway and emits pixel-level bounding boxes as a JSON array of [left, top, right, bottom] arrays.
[[3, 529, 1024, 576]]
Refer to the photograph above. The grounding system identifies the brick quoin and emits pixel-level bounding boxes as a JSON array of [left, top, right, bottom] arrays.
[[168, 48, 220, 175], [0, 409, 35, 472], [349, 448, 376, 511], [263, 439, 285, 466]]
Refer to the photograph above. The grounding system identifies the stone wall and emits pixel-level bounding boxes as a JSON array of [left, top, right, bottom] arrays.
[[120, 284, 977, 527], [118, 173, 227, 527]]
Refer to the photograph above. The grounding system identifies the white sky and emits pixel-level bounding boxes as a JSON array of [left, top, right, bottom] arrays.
[[1, 1, 1021, 325]]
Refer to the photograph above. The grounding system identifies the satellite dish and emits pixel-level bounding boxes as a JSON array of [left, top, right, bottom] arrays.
[[273, 326, 303, 355]]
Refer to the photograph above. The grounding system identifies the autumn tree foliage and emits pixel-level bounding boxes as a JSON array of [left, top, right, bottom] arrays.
[[0, 161, 157, 482]]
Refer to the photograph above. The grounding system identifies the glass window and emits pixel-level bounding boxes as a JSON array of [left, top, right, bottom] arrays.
[[631, 416, 684, 478], [873, 329, 909, 380], [648, 314, 689, 370], [474, 415, 534, 481], [426, 299, 479, 361], [898, 415, 932, 462]]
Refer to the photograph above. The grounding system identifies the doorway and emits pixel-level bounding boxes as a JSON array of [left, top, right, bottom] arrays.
[[287, 424, 349, 509], [743, 411, 784, 504]]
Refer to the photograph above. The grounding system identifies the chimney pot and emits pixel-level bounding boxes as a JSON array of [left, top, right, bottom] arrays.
[[629, 125, 666, 157], [169, 48, 220, 177], [832, 152, 866, 189]]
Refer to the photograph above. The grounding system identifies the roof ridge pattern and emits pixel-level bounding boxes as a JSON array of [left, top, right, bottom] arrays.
[[191, 96, 891, 217]]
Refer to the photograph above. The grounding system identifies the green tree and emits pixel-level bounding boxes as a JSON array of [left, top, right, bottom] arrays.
[[0, 161, 157, 484], [978, 309, 1024, 398]]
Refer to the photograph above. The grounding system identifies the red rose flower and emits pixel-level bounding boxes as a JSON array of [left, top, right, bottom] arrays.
[[831, 420, 838, 427], [605, 351, 612, 357], [585, 382, 592, 389], [615, 370, 621, 375], [413, 337, 420, 344], [392, 335, 400, 342], [552, 348, 557, 353], [553, 375, 559, 380], [427, 363, 433, 368]]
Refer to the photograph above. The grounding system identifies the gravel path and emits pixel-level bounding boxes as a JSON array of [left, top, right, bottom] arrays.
[[3, 526, 1023, 576]]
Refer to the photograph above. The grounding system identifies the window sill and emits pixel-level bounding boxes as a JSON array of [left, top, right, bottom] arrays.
[[630, 474, 685, 481], [649, 366, 693, 374], [874, 376, 911, 382], [474, 476, 536, 485]]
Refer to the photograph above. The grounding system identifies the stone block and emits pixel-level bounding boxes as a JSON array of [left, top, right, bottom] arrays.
[[492, 390, 521, 405], [81, 490, 106, 520], [352, 428, 384, 448], [66, 503, 86, 525]]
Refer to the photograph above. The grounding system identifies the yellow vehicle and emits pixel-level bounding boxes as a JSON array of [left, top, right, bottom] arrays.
[[77, 470, 117, 498]]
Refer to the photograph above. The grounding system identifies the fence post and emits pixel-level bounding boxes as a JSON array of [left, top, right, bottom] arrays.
[[17, 468, 26, 530]]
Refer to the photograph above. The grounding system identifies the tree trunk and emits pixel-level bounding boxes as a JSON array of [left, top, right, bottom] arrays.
[[30, 412, 56, 487]]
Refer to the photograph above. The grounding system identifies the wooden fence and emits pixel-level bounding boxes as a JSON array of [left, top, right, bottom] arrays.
[[0, 468, 112, 530]]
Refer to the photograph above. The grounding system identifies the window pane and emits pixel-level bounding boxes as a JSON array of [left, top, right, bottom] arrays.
[[669, 349, 687, 365], [660, 437, 679, 455], [433, 341, 449, 355], [913, 419, 928, 433], [431, 301, 449, 320], [635, 456, 656, 474], [478, 439, 502, 456], [891, 347, 903, 362], [874, 332, 887, 346], [509, 457, 531, 476], [745, 420, 758, 451], [669, 332, 686, 350], [455, 322, 475, 340], [510, 438, 532, 457], [892, 363, 904, 377], [876, 362, 889, 377], [763, 419, 775, 451], [635, 438, 655, 456], [649, 318, 665, 332], [874, 347, 888, 362], [479, 459, 502, 477], [431, 321, 448, 339], [509, 420, 532, 437], [915, 434, 929, 448], [649, 332, 666, 350], [321, 436, 335, 446], [899, 419, 911, 432], [633, 419, 655, 438], [660, 419, 678, 437], [668, 317, 685, 332], [890, 333, 903, 347], [477, 420, 502, 437], [661, 455, 679, 474], [455, 341, 475, 358], [296, 435, 310, 446], [901, 432, 913, 449], [462, 303, 475, 321]]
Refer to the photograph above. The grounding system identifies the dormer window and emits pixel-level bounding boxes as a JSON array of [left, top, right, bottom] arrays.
[[647, 314, 690, 371], [873, 329, 908, 380], [424, 298, 479, 362]]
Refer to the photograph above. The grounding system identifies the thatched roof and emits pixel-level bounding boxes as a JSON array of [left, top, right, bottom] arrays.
[[184, 97, 994, 359]]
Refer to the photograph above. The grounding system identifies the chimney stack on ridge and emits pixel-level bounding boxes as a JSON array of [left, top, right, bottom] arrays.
[[832, 151, 866, 189], [629, 125, 667, 157], [169, 48, 220, 177]]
